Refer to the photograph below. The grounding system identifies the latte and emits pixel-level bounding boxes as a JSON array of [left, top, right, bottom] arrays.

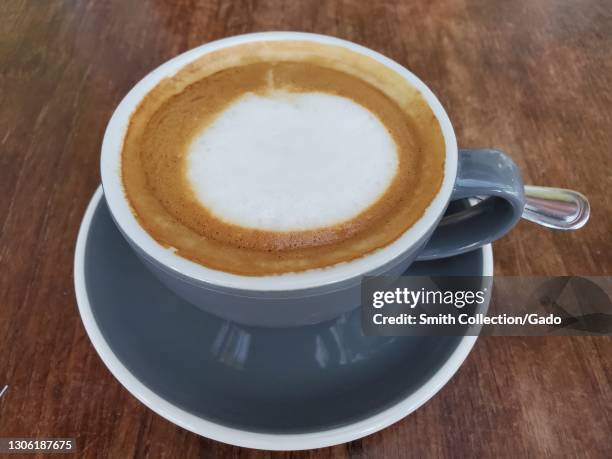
[[121, 41, 445, 275]]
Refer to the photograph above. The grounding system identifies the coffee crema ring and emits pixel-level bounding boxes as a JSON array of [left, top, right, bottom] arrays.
[[121, 41, 445, 275]]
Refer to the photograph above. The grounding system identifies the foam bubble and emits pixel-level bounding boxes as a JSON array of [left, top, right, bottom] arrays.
[[186, 91, 398, 231]]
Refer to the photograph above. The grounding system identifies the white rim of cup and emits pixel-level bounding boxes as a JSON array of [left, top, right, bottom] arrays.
[[100, 31, 458, 292], [75, 187, 493, 450]]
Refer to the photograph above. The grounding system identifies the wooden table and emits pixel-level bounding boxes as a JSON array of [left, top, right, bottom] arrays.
[[1, 0, 610, 457]]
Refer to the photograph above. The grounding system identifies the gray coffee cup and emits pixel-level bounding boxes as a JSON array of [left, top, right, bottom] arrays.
[[100, 32, 524, 327]]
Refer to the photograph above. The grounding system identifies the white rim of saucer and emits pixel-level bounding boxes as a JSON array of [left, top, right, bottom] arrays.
[[74, 187, 493, 451], [100, 31, 459, 292]]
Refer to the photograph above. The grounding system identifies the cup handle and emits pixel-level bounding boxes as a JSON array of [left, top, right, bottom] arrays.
[[417, 148, 525, 260]]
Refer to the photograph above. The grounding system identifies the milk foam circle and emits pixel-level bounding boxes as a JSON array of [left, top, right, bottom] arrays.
[[186, 90, 399, 231]]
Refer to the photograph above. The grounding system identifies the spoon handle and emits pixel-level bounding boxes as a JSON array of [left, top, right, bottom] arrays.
[[522, 185, 590, 230]]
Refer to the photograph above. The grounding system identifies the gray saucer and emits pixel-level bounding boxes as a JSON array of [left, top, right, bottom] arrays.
[[78, 192, 488, 436]]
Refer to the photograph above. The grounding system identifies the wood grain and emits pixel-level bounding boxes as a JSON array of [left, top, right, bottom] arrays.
[[1, 0, 610, 457]]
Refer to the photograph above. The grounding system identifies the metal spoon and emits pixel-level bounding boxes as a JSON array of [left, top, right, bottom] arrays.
[[522, 185, 590, 230]]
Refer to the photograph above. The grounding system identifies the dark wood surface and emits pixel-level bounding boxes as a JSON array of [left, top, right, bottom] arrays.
[[1, 0, 611, 457]]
